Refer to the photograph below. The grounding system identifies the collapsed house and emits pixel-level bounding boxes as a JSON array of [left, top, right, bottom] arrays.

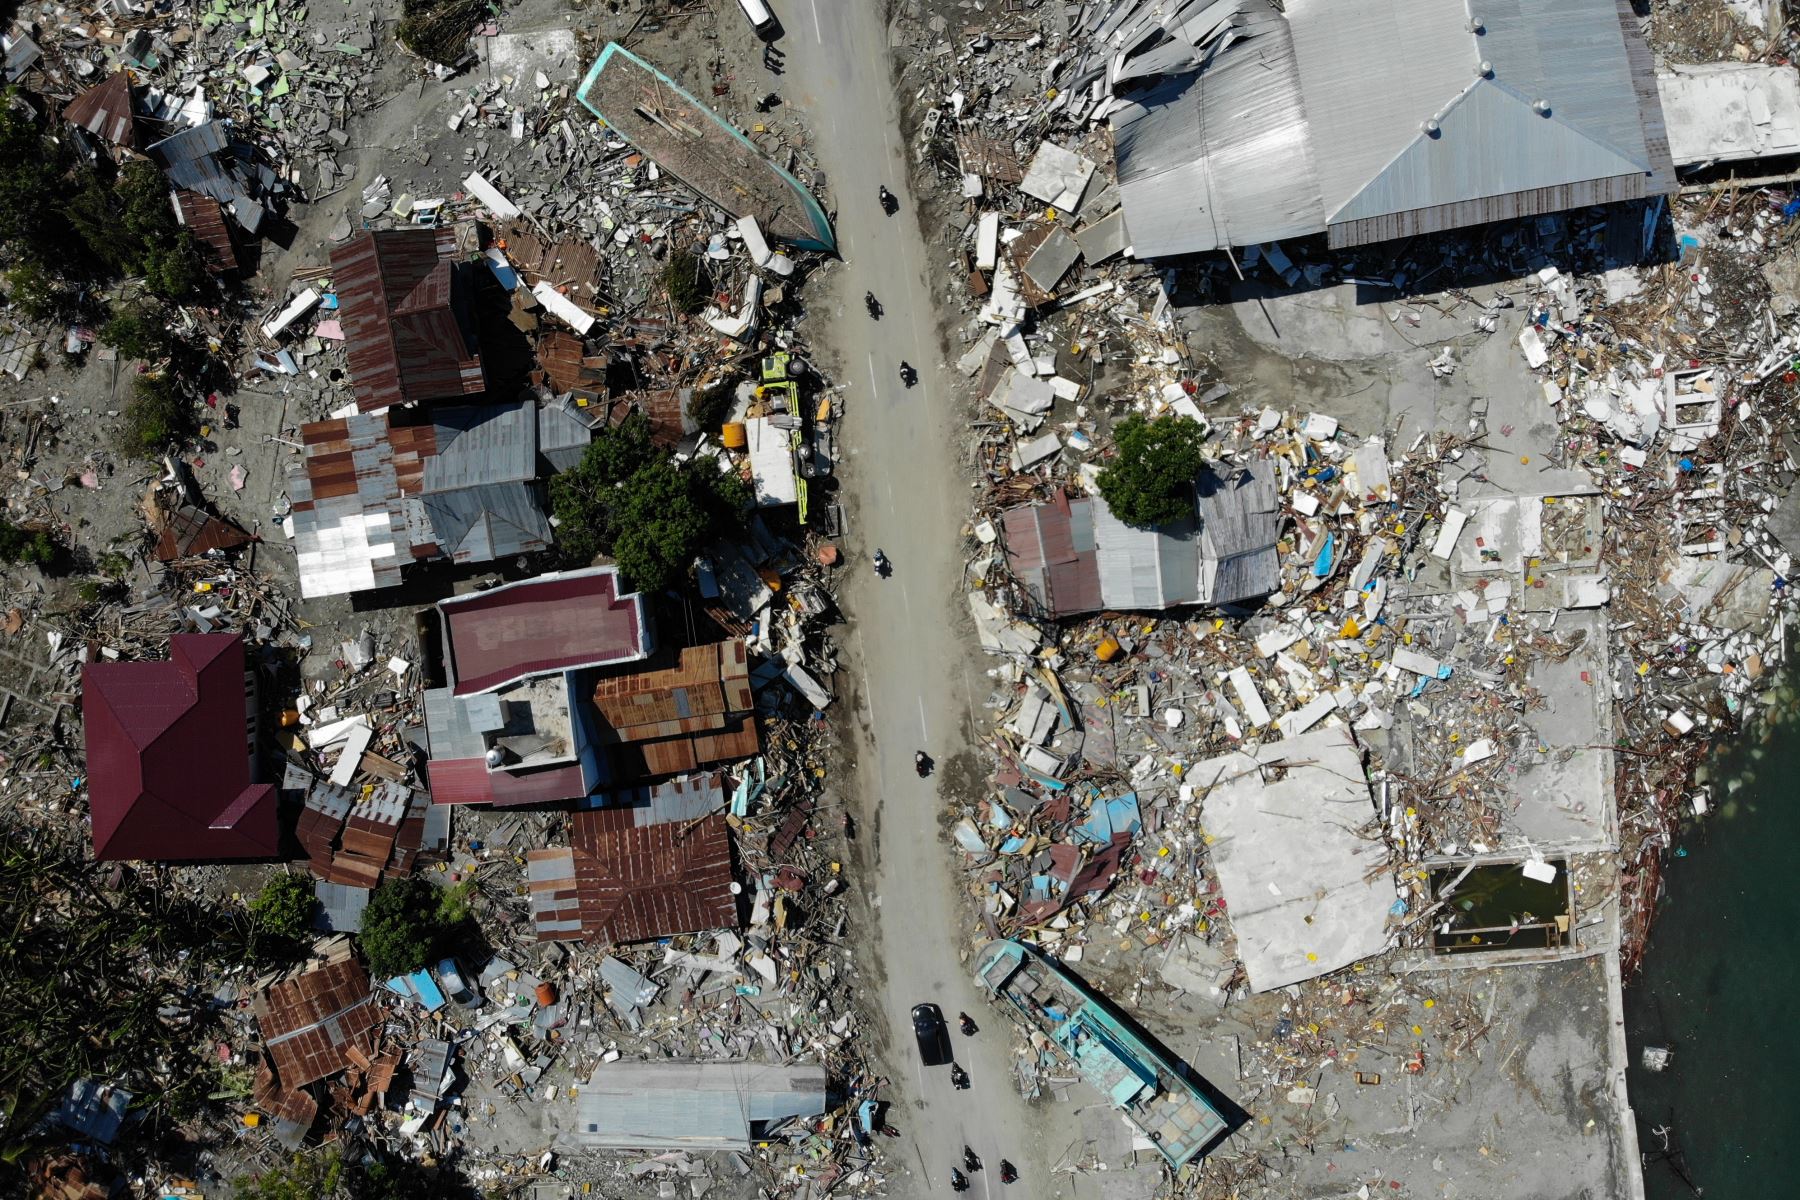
[[423, 567, 655, 805], [81, 633, 276, 862], [251, 940, 386, 1147], [569, 1060, 828, 1151], [1000, 459, 1281, 616], [286, 401, 561, 599], [1096, 0, 1675, 256], [330, 227, 485, 411]]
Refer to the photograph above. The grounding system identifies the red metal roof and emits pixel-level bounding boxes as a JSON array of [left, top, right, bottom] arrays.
[[441, 568, 651, 697], [82, 634, 276, 861], [329, 228, 485, 412], [525, 812, 737, 944], [426, 757, 587, 806]]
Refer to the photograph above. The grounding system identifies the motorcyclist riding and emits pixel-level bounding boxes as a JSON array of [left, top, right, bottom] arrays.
[[865, 290, 881, 318], [915, 751, 930, 777], [963, 1146, 982, 1172], [949, 1168, 969, 1193], [958, 1012, 976, 1035], [999, 1160, 1018, 1184], [899, 361, 917, 387]]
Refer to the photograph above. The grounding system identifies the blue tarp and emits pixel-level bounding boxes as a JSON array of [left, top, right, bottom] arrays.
[[1071, 791, 1142, 846], [386, 969, 446, 1013]]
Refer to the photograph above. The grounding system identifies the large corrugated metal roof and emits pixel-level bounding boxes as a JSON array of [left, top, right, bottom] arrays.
[[573, 1060, 828, 1150], [329, 229, 485, 412], [525, 812, 738, 944], [1108, 0, 1673, 256], [82, 634, 276, 862]]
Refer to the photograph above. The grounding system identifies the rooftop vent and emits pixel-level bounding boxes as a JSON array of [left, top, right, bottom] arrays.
[[1532, 98, 1551, 115], [1477, 60, 1493, 77]]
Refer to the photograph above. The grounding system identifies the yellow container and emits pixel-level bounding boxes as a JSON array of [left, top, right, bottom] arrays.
[[721, 421, 748, 449], [1096, 635, 1123, 662]]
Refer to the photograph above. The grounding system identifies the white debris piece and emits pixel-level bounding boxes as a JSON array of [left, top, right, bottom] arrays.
[[1430, 508, 1470, 559], [262, 288, 321, 339], [463, 170, 522, 219], [531, 281, 597, 334], [1228, 667, 1271, 726]]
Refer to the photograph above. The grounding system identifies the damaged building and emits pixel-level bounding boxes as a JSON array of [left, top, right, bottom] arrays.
[[1098, 0, 1675, 255]]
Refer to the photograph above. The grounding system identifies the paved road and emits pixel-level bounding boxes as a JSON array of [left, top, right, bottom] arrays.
[[771, 4, 1085, 1197]]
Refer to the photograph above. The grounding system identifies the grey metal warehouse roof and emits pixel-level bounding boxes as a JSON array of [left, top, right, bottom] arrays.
[[571, 1060, 828, 1150], [1107, 0, 1673, 256]]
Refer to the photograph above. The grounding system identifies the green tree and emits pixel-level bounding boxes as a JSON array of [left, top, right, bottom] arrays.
[[0, 518, 59, 568], [115, 161, 209, 302], [117, 372, 193, 457], [249, 871, 316, 959], [358, 877, 442, 980], [1095, 412, 1208, 528], [0, 91, 72, 260], [100, 301, 173, 361], [549, 414, 751, 592], [2, 261, 69, 322], [234, 1150, 347, 1200]]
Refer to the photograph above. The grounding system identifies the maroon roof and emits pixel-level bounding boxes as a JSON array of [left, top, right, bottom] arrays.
[[329, 228, 484, 412], [440, 568, 651, 697], [1000, 492, 1101, 617], [82, 634, 276, 861], [426, 758, 586, 806], [524, 812, 737, 943], [62, 72, 137, 148]]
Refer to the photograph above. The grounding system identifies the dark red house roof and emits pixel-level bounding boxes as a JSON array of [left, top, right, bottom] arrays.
[[329, 228, 484, 412], [82, 634, 276, 861], [440, 567, 651, 696], [62, 71, 138, 149]]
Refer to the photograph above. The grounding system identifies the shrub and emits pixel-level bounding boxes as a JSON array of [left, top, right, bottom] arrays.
[[1095, 412, 1208, 528], [100, 302, 173, 361], [117, 372, 192, 457], [249, 872, 316, 950], [0, 519, 58, 568], [662, 250, 710, 314]]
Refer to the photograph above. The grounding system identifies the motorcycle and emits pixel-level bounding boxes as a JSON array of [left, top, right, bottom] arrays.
[[899, 361, 917, 387], [915, 751, 933, 778], [950, 1063, 970, 1090], [949, 1168, 969, 1193], [865, 291, 882, 319], [874, 548, 891, 578], [963, 1147, 982, 1173], [999, 1160, 1018, 1185], [879, 185, 898, 215], [958, 1012, 977, 1036]]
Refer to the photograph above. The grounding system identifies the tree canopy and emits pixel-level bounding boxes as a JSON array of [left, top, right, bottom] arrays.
[[357, 877, 444, 980], [549, 413, 752, 592], [1095, 412, 1207, 528]]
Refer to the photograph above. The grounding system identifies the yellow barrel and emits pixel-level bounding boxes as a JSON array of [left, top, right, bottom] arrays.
[[721, 421, 747, 448], [1096, 635, 1122, 662]]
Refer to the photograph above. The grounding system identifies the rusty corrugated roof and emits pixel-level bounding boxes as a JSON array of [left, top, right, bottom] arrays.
[[253, 949, 379, 1088], [330, 228, 485, 412], [173, 190, 240, 276], [526, 813, 738, 944], [63, 72, 137, 148]]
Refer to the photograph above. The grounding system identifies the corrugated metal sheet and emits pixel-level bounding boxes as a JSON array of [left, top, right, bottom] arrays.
[[573, 1060, 828, 1150], [590, 641, 759, 781], [440, 567, 650, 696], [1111, 1, 1320, 256], [527, 813, 738, 943], [1196, 458, 1281, 605], [173, 190, 240, 275], [422, 401, 536, 490], [329, 229, 485, 413], [420, 484, 552, 562], [1093, 500, 1198, 610], [62, 72, 137, 148], [1110, 0, 1673, 256], [253, 949, 379, 1087]]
